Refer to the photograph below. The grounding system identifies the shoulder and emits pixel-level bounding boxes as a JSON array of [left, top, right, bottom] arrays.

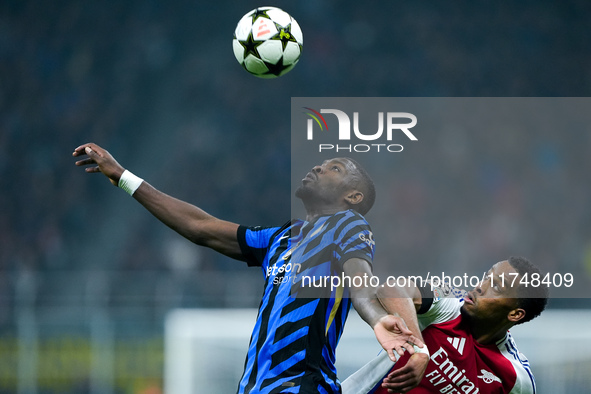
[[238, 221, 302, 256], [498, 332, 537, 394], [237, 221, 303, 267], [240, 220, 300, 244], [418, 297, 463, 329], [329, 210, 372, 238], [325, 209, 370, 226], [334, 211, 374, 250], [417, 280, 466, 328]]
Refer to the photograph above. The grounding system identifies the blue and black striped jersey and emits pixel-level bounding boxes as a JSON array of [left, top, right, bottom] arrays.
[[236, 209, 375, 394]]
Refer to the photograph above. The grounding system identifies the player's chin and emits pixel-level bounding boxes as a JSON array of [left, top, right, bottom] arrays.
[[294, 185, 304, 196], [460, 303, 475, 318], [294, 184, 314, 199]]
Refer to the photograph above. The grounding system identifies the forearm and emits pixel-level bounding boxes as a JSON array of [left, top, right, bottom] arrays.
[[350, 286, 389, 328], [74, 143, 243, 259], [378, 284, 424, 342], [132, 181, 242, 259], [379, 295, 423, 342], [343, 258, 389, 326], [133, 181, 210, 238]]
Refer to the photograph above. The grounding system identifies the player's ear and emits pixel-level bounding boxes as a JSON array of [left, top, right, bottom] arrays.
[[345, 190, 364, 206], [507, 308, 526, 324]]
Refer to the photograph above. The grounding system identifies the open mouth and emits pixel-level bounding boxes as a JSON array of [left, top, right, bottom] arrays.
[[302, 172, 317, 182]]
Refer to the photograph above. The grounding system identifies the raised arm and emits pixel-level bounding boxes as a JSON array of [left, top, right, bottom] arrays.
[[73, 142, 243, 260]]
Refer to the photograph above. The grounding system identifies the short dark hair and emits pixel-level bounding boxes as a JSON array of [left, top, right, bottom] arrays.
[[345, 157, 376, 216], [507, 256, 548, 324]]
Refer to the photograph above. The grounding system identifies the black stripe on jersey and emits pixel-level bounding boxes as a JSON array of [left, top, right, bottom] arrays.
[[279, 297, 316, 319], [269, 331, 309, 371], [272, 303, 315, 347], [332, 217, 353, 242], [260, 358, 306, 392], [334, 228, 372, 271], [332, 211, 365, 240], [340, 236, 368, 257], [339, 225, 366, 248]]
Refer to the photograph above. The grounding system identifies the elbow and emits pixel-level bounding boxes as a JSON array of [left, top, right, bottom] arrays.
[[377, 283, 408, 313], [182, 218, 215, 246], [377, 283, 400, 300]]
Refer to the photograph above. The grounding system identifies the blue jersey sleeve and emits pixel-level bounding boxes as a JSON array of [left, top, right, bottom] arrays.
[[237, 224, 283, 267], [334, 212, 375, 269]]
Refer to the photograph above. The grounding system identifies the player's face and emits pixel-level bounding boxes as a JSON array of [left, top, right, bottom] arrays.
[[461, 260, 521, 322], [295, 158, 359, 203]]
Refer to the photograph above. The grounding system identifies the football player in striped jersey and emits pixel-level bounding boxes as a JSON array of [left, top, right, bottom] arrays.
[[74, 143, 425, 393]]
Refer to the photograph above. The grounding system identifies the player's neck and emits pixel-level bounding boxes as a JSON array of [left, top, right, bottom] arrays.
[[303, 201, 349, 222], [305, 209, 341, 222], [470, 321, 511, 345]]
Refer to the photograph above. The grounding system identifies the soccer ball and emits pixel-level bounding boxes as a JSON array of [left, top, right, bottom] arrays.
[[232, 6, 303, 78]]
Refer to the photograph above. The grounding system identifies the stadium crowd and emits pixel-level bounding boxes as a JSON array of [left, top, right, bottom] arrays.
[[0, 0, 590, 363]]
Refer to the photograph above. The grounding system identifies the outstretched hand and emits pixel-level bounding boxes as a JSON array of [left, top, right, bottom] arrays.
[[73, 143, 125, 186], [374, 314, 423, 361], [373, 315, 428, 393]]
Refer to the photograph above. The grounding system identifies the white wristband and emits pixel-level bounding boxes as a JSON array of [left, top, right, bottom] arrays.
[[118, 170, 144, 196], [392, 344, 429, 362], [413, 344, 429, 357]]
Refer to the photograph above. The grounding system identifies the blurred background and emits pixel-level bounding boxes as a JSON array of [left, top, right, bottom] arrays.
[[1, 0, 591, 393]]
